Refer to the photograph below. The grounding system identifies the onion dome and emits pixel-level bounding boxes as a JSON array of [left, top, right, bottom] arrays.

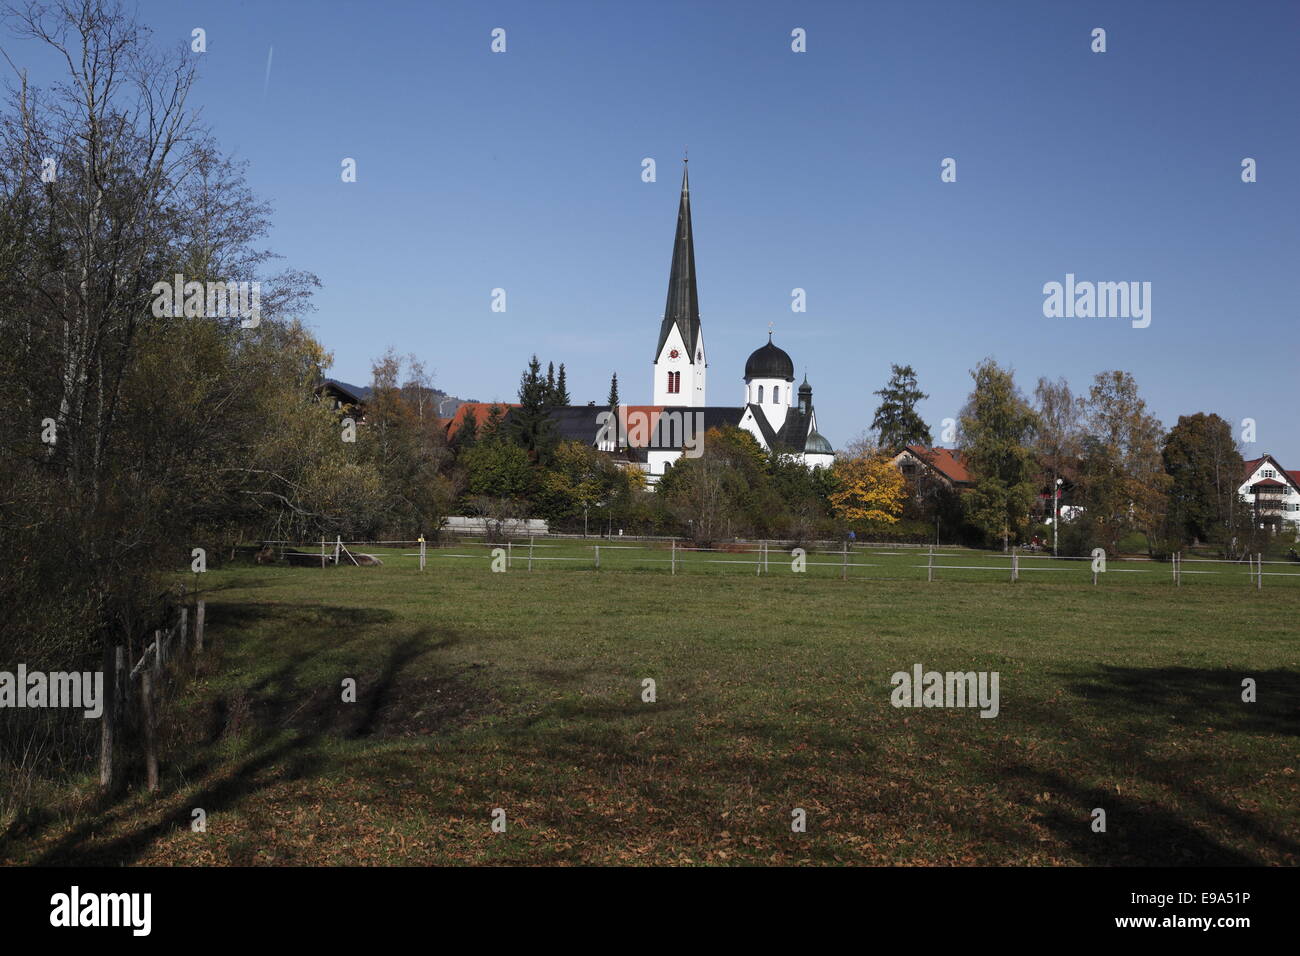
[[744, 333, 795, 381]]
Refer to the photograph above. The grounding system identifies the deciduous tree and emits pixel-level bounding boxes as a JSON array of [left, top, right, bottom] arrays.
[[957, 359, 1039, 546]]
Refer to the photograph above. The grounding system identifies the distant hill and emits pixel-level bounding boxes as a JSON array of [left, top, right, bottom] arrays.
[[325, 379, 478, 418]]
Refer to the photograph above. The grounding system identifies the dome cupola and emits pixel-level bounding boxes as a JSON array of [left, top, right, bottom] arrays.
[[744, 333, 795, 382], [804, 429, 832, 455]]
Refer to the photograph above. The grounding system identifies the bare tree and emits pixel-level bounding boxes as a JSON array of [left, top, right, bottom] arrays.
[[1032, 376, 1082, 521]]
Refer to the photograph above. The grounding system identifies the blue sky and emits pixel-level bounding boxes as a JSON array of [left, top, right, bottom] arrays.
[[10, 0, 1299, 460]]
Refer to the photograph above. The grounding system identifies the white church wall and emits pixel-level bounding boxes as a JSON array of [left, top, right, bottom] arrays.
[[690, 331, 707, 405], [743, 376, 792, 431], [737, 407, 770, 452], [653, 325, 706, 407]]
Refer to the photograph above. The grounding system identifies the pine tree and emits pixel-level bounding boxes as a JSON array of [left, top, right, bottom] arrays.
[[607, 372, 620, 407], [554, 363, 571, 405], [546, 362, 556, 401], [871, 364, 932, 452], [511, 354, 556, 462], [481, 404, 505, 443], [449, 404, 479, 454]]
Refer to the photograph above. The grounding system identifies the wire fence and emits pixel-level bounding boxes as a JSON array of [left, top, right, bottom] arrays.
[[100, 596, 209, 794], [238, 537, 1300, 589]]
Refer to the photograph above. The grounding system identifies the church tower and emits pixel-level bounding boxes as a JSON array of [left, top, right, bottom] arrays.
[[653, 161, 706, 407]]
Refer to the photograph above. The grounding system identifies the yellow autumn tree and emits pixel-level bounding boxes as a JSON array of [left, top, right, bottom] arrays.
[[828, 454, 907, 524]]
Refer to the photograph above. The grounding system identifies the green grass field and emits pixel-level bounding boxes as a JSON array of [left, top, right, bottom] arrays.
[[5, 540, 1298, 866]]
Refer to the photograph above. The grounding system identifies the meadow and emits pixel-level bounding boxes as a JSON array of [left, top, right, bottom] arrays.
[[4, 539, 1297, 866]]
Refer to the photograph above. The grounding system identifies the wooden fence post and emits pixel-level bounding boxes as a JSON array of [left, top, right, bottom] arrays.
[[528, 535, 534, 572], [99, 644, 116, 789], [195, 600, 206, 653], [321, 536, 326, 569], [507, 540, 512, 570], [1011, 549, 1018, 583], [841, 543, 848, 581], [594, 544, 600, 571], [419, 536, 427, 572], [1257, 553, 1263, 590], [928, 548, 934, 582], [671, 539, 676, 576], [141, 671, 158, 793]]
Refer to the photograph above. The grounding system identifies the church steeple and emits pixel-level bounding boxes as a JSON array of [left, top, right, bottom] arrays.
[[652, 158, 706, 407], [656, 160, 701, 361]]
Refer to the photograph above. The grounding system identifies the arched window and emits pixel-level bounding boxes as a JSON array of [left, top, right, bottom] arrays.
[[773, 386, 780, 404], [757, 384, 764, 402], [667, 371, 680, 394]]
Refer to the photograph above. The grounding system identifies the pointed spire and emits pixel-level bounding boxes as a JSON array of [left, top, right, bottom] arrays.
[[656, 160, 701, 361]]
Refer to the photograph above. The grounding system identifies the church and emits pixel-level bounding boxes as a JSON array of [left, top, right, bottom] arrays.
[[598, 160, 835, 482], [443, 160, 835, 484]]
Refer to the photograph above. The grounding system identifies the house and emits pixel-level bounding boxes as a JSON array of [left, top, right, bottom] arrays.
[[891, 445, 973, 491], [1238, 454, 1300, 531], [317, 378, 368, 421], [890, 446, 1085, 527], [441, 402, 520, 441]]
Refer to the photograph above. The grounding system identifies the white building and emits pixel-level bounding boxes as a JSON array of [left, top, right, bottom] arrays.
[[1238, 454, 1300, 532]]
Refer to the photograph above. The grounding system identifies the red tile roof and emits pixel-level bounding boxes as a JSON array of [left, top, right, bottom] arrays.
[[903, 445, 972, 484], [444, 402, 518, 438], [1242, 455, 1299, 491]]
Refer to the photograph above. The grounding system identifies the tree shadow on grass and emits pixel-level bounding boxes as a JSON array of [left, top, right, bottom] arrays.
[[1061, 665, 1299, 738], [6, 603, 477, 865], [1002, 765, 1262, 865], [209, 601, 398, 635], [28, 729, 327, 866], [997, 664, 1300, 864]]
